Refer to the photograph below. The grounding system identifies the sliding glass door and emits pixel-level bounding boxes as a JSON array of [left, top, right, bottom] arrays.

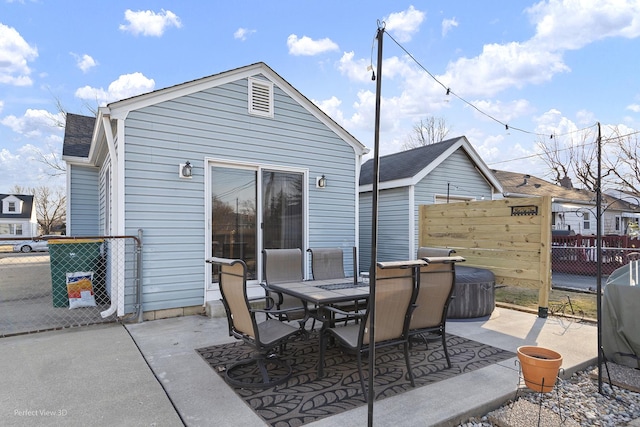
[[262, 170, 303, 250], [210, 165, 303, 282]]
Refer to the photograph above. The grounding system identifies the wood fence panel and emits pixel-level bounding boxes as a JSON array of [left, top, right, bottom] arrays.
[[419, 196, 552, 314]]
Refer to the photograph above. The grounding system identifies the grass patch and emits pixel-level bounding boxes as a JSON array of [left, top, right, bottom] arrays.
[[495, 286, 598, 319]]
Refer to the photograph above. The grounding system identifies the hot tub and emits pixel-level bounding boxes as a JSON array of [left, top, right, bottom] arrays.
[[447, 266, 495, 319]]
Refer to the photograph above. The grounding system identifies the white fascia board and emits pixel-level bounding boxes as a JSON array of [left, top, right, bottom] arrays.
[[358, 177, 413, 193], [61, 155, 93, 164]]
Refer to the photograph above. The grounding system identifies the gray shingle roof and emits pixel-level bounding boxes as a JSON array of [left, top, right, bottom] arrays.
[[63, 113, 96, 158], [0, 194, 34, 219], [359, 137, 461, 185]]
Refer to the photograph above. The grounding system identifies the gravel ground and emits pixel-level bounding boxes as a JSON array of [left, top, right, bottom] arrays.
[[458, 364, 640, 427]]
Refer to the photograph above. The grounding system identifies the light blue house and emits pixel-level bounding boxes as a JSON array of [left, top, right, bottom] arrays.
[[358, 136, 503, 270], [62, 62, 369, 317]]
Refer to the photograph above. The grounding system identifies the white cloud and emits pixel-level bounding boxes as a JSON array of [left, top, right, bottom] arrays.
[[437, 0, 640, 99], [287, 34, 339, 56], [442, 41, 569, 97], [338, 52, 375, 83], [527, 0, 640, 51], [71, 53, 98, 73], [0, 23, 38, 86], [0, 100, 3, 114], [234, 28, 256, 41], [442, 18, 458, 37], [470, 99, 534, 123], [75, 72, 155, 105], [533, 109, 582, 139], [0, 145, 65, 193], [627, 104, 640, 113], [119, 9, 182, 37], [383, 6, 425, 43], [1, 109, 64, 141], [313, 96, 345, 125]]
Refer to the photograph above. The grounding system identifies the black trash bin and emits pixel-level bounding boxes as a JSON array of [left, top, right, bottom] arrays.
[[49, 239, 104, 307]]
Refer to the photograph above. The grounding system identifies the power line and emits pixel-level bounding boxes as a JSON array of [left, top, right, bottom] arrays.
[[383, 31, 599, 140]]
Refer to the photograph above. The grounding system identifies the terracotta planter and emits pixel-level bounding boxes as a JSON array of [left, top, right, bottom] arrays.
[[517, 346, 562, 393]]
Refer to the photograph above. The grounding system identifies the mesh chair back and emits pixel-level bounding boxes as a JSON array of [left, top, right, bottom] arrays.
[[410, 261, 455, 330], [218, 259, 255, 339], [363, 264, 417, 345], [264, 248, 303, 283], [308, 247, 345, 280]]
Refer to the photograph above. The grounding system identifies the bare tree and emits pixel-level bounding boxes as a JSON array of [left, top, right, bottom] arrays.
[[535, 129, 618, 191], [402, 116, 451, 150], [11, 185, 66, 235], [603, 127, 640, 194]]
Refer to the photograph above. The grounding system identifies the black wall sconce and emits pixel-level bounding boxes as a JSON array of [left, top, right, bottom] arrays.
[[180, 161, 192, 179], [316, 175, 327, 188]]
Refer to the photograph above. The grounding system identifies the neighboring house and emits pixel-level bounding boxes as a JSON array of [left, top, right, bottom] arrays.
[[358, 137, 503, 270], [494, 170, 640, 236], [0, 194, 38, 238], [62, 62, 369, 317]]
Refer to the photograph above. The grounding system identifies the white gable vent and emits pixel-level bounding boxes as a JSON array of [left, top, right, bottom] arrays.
[[248, 77, 274, 118]]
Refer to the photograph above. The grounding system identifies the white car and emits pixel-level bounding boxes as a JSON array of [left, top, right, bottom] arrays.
[[13, 236, 59, 253]]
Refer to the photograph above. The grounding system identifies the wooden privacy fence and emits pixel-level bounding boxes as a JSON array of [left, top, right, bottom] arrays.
[[419, 196, 552, 315]]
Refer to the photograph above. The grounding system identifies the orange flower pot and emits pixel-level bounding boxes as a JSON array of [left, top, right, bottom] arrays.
[[517, 346, 562, 393]]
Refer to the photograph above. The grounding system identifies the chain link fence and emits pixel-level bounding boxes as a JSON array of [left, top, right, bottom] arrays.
[[552, 234, 640, 292], [0, 235, 140, 337]]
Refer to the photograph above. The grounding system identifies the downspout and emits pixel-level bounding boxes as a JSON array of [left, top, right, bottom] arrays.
[[100, 112, 120, 319], [136, 228, 144, 323]]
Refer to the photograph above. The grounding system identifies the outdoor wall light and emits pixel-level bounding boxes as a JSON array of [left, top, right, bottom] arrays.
[[180, 161, 193, 179], [316, 175, 327, 188]]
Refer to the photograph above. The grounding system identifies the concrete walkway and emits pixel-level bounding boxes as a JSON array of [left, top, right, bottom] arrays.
[[1, 307, 598, 426]]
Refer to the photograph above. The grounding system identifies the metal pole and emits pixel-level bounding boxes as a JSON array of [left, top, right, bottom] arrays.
[[596, 122, 603, 393], [368, 22, 384, 427]]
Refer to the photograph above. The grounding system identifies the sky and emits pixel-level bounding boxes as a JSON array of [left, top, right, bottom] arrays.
[[1, 0, 640, 194]]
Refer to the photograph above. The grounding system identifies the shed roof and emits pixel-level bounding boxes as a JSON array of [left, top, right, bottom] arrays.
[[359, 136, 502, 191]]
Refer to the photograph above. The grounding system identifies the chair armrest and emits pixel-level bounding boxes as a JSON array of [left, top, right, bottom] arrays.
[[247, 295, 276, 310], [322, 304, 365, 319]]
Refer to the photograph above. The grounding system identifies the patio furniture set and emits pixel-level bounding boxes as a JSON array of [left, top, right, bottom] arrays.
[[206, 247, 465, 400]]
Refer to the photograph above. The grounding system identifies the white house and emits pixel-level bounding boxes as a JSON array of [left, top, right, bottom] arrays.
[[0, 194, 38, 238], [494, 170, 640, 236]]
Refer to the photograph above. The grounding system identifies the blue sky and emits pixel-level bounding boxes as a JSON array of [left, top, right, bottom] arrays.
[[1, 0, 639, 193]]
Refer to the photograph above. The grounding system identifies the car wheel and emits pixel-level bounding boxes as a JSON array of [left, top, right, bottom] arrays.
[[20, 245, 32, 253]]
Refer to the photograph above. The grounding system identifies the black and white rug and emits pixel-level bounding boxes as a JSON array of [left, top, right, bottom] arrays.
[[197, 333, 514, 426]]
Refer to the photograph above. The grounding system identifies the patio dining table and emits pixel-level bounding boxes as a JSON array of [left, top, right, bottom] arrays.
[[266, 277, 370, 314]]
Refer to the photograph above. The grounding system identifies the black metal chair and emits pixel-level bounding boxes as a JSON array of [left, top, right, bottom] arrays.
[[208, 257, 305, 388], [411, 247, 465, 368], [317, 260, 424, 401], [262, 248, 310, 329]]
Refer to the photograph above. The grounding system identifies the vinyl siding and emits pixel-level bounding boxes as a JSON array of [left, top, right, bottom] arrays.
[[358, 187, 411, 269], [360, 147, 493, 267], [413, 148, 493, 253], [120, 77, 358, 311], [68, 164, 100, 236]]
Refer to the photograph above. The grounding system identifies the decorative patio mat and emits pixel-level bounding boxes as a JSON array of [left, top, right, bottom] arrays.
[[196, 333, 515, 427]]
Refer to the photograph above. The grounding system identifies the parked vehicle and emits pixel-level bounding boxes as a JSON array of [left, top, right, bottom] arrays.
[[13, 235, 59, 253]]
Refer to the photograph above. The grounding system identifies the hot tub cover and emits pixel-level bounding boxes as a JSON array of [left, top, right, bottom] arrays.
[[602, 260, 640, 369]]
